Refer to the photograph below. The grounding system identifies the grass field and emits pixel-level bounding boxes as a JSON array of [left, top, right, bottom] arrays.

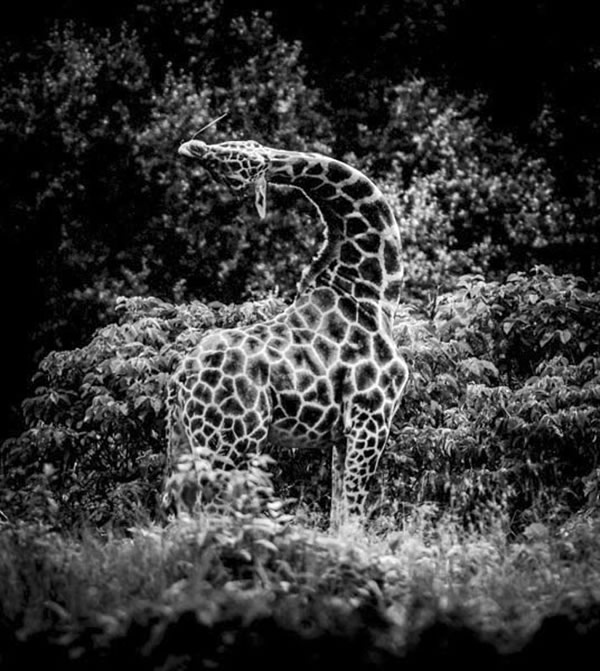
[[2, 501, 600, 668]]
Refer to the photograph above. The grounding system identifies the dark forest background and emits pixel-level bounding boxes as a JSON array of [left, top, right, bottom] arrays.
[[1, 0, 599, 444]]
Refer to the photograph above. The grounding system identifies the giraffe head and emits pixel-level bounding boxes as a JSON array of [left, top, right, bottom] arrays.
[[178, 139, 271, 218]]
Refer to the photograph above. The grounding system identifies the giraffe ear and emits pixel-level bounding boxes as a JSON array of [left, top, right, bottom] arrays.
[[255, 175, 267, 219]]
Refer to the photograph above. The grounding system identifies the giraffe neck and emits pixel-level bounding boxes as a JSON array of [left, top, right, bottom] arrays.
[[266, 150, 403, 317]]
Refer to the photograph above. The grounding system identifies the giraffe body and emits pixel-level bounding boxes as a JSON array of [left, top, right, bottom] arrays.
[[165, 139, 408, 523]]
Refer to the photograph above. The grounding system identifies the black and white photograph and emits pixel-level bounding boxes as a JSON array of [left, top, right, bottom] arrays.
[[1, 1, 599, 667]]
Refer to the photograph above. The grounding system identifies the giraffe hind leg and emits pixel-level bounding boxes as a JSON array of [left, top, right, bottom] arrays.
[[163, 382, 273, 514], [163, 391, 196, 512], [163, 386, 219, 513], [330, 443, 346, 529]]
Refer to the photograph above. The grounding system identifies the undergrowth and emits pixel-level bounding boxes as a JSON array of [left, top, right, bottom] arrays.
[[2, 501, 600, 650]]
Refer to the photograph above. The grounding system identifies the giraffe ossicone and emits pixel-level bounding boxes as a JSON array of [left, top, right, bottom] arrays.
[[166, 137, 409, 526]]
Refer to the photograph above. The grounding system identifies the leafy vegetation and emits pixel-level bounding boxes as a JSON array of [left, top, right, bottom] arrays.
[[372, 80, 575, 300], [3, 268, 599, 529], [382, 268, 600, 524], [2, 499, 600, 667], [1, 0, 600, 664], [2, 0, 599, 435], [0, 296, 285, 527]]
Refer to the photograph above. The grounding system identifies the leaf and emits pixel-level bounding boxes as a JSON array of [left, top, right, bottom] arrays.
[[523, 522, 549, 541], [559, 329, 572, 344], [133, 395, 146, 409], [479, 360, 499, 378], [254, 539, 279, 554], [43, 463, 56, 477]]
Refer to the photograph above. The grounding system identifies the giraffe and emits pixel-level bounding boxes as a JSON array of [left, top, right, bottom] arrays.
[[164, 137, 408, 526]]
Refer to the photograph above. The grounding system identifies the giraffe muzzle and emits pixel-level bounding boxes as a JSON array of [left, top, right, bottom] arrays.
[[178, 140, 208, 159]]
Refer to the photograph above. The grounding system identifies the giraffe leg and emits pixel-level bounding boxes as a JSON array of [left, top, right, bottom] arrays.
[[330, 442, 346, 529], [163, 377, 273, 514], [342, 422, 390, 523], [163, 388, 202, 513]]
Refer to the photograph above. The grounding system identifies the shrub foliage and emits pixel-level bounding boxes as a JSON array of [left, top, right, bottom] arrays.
[[2, 268, 599, 527], [0, 296, 285, 526], [383, 268, 600, 523], [2, 0, 597, 439]]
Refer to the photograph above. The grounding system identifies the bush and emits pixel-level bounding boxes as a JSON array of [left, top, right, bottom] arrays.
[[0, 7, 332, 438], [4, 268, 599, 528], [0, 23, 156, 353], [0, 296, 285, 527], [381, 267, 600, 523], [363, 80, 576, 300]]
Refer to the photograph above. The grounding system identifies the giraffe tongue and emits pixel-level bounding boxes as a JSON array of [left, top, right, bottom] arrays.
[[255, 176, 267, 219]]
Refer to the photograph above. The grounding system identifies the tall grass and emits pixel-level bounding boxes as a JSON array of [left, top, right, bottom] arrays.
[[2, 503, 600, 651]]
